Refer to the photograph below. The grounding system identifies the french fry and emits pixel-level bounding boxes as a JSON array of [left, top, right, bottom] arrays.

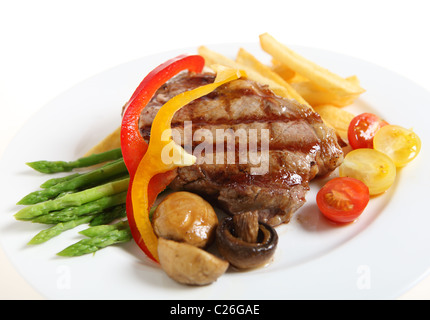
[[259, 33, 365, 98], [84, 126, 121, 156], [270, 59, 295, 82], [198, 46, 239, 68], [314, 104, 355, 141], [235, 48, 309, 106], [286, 72, 308, 84], [198, 46, 300, 102], [291, 76, 361, 107], [270, 59, 308, 84]]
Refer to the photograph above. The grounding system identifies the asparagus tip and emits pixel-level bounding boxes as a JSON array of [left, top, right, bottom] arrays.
[[26, 161, 51, 173], [14, 212, 28, 221], [27, 238, 42, 245], [16, 194, 37, 205], [14, 206, 35, 221]]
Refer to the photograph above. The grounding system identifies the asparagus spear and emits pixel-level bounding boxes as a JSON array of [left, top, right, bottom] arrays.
[[40, 173, 81, 188], [18, 158, 128, 205], [26, 148, 123, 173], [79, 220, 129, 237], [89, 204, 127, 226], [57, 228, 132, 257], [30, 191, 127, 224], [39, 156, 129, 189], [28, 215, 94, 245], [14, 177, 130, 220]]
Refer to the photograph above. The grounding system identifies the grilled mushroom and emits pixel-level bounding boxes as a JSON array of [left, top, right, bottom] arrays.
[[216, 211, 278, 269]]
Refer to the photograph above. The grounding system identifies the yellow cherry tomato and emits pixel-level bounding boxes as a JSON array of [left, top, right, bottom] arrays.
[[373, 125, 421, 167], [339, 148, 396, 195]]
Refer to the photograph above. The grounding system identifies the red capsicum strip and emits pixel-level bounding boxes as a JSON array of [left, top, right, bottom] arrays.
[[131, 67, 246, 262], [120, 55, 205, 262]]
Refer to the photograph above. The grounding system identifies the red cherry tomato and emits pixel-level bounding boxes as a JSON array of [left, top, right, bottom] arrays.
[[348, 113, 389, 149], [316, 177, 370, 223]]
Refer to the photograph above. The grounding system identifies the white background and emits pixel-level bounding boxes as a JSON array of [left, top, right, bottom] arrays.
[[1, 0, 429, 299]]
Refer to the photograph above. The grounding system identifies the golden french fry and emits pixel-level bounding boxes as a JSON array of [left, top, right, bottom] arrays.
[[314, 104, 355, 141], [287, 72, 308, 84], [270, 59, 295, 82], [291, 78, 360, 107], [84, 126, 121, 156], [198, 46, 237, 68], [235, 48, 309, 106], [271, 59, 308, 84], [345, 75, 360, 86], [198, 46, 310, 107], [259, 33, 365, 97]]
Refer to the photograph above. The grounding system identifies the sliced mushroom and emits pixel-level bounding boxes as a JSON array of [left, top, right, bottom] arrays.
[[216, 213, 278, 269], [152, 192, 218, 248], [158, 238, 229, 286]]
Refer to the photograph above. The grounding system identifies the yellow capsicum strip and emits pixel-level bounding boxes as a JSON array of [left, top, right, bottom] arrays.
[[131, 67, 246, 262]]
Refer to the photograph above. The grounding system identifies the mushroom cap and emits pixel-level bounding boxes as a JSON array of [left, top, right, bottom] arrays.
[[216, 216, 278, 269], [158, 238, 229, 286], [152, 191, 218, 248]]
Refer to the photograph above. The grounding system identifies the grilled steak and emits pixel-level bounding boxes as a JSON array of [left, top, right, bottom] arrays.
[[139, 71, 343, 226]]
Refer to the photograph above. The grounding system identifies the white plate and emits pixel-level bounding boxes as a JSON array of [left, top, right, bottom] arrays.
[[1, 43, 429, 300]]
